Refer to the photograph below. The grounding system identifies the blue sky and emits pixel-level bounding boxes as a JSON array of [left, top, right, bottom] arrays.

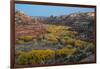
[[15, 4, 95, 16]]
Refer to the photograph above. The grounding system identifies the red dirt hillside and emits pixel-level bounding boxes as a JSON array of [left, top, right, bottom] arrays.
[[15, 10, 47, 39]]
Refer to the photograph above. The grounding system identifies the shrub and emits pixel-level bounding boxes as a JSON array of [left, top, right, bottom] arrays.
[[44, 34, 58, 44], [57, 48, 76, 56], [17, 52, 28, 65], [16, 40, 25, 44], [66, 38, 75, 45], [16, 48, 79, 65], [74, 40, 84, 48], [16, 49, 55, 65], [30, 49, 55, 60], [84, 43, 95, 53], [63, 36, 70, 40], [18, 36, 33, 42], [65, 31, 78, 38], [66, 45, 73, 49]]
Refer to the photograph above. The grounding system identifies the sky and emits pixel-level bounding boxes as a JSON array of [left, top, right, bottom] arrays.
[[15, 4, 95, 17]]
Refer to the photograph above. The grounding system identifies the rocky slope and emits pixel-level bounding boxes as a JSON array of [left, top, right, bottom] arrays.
[[15, 10, 95, 42], [45, 12, 95, 41], [15, 10, 47, 39]]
